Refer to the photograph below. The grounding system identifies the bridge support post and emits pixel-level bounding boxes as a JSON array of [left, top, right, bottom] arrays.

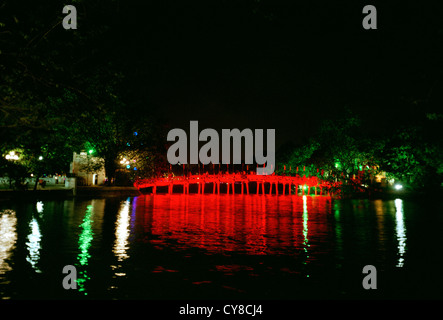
[[246, 182, 249, 195], [153, 185, 157, 195]]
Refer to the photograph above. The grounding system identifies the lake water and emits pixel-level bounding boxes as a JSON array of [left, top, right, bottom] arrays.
[[1, 194, 442, 299]]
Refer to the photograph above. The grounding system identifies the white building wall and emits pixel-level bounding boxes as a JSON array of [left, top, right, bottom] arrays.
[[70, 152, 106, 186]]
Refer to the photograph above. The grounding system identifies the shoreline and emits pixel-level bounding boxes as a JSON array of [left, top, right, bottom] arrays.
[[0, 186, 441, 202], [0, 186, 141, 201]]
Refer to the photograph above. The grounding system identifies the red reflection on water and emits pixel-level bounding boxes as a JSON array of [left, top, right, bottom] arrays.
[[134, 194, 332, 255]]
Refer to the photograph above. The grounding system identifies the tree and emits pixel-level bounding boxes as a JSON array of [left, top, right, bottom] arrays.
[[1, 0, 166, 186]]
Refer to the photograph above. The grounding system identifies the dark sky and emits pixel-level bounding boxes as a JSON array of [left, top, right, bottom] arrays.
[[106, 0, 443, 148]]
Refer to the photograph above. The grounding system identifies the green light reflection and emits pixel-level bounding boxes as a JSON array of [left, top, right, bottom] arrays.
[[302, 195, 310, 277], [77, 205, 94, 295]]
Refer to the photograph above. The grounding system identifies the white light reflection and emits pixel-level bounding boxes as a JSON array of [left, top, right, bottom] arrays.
[[0, 210, 17, 274], [26, 218, 42, 273], [114, 199, 131, 262], [36, 201, 44, 214], [394, 198, 407, 267]]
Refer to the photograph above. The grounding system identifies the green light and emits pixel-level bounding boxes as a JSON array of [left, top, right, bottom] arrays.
[[78, 205, 93, 266], [302, 195, 310, 278], [77, 205, 94, 295], [303, 195, 308, 249], [88, 149, 94, 154]]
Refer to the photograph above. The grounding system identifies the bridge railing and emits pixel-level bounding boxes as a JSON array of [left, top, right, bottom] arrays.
[[134, 172, 339, 195]]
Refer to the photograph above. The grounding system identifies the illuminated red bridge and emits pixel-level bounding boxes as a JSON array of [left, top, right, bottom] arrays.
[[134, 172, 340, 195]]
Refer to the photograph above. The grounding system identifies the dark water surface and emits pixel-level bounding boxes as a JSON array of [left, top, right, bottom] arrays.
[[1, 194, 442, 299]]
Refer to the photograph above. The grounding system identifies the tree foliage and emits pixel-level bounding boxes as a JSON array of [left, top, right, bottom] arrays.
[[0, 0, 166, 187]]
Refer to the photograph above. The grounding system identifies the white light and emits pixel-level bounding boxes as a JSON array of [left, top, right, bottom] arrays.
[[38, 156, 43, 160], [5, 152, 19, 160], [394, 184, 403, 190], [36, 201, 44, 213], [114, 200, 130, 262]]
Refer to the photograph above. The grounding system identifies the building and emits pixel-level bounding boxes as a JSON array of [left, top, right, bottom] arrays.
[[70, 152, 106, 186]]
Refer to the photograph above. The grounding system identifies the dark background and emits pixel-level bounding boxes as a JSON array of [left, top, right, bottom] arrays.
[[109, 0, 443, 148], [5, 0, 443, 148]]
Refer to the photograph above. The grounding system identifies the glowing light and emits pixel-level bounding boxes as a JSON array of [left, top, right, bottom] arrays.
[[0, 210, 17, 274], [26, 218, 42, 273], [303, 195, 309, 246], [126, 165, 131, 169], [114, 199, 131, 262], [36, 201, 44, 214], [88, 149, 94, 154], [38, 156, 43, 160], [394, 184, 403, 190], [78, 206, 93, 266], [394, 198, 407, 267], [77, 205, 94, 295], [5, 151, 19, 161]]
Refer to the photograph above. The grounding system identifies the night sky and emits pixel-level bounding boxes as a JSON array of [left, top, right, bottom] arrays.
[[70, 1, 443, 148]]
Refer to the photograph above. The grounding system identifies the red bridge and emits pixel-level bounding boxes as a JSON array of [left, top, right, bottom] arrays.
[[134, 172, 340, 195]]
